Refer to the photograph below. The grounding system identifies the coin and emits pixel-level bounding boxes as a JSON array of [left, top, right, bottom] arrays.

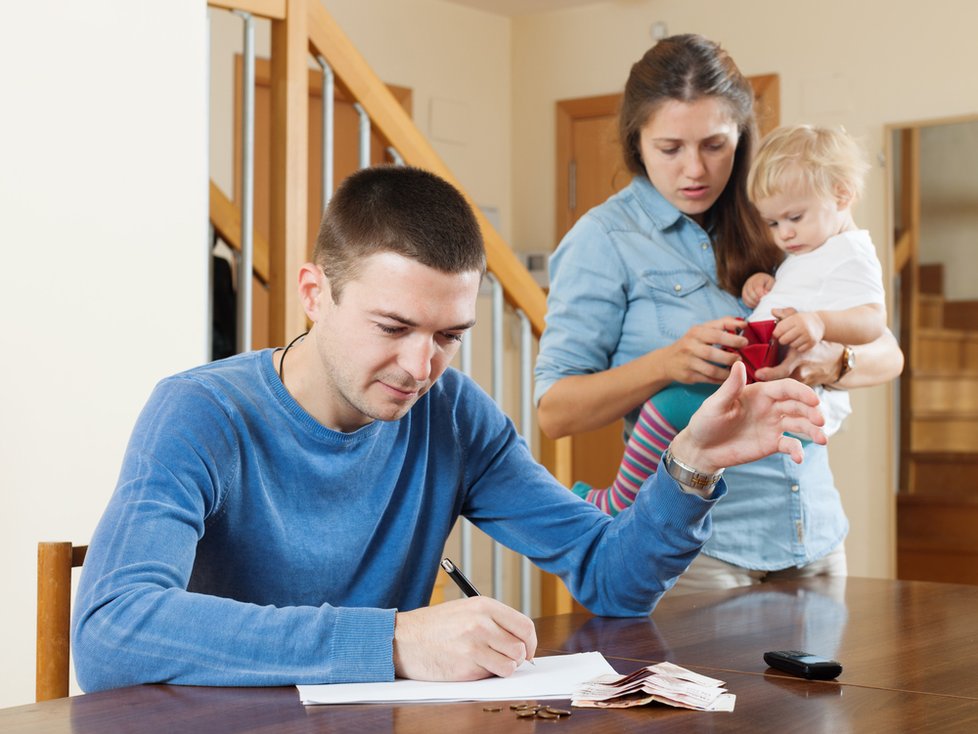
[[545, 707, 572, 716]]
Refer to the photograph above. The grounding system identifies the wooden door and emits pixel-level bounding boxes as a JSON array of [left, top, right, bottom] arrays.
[[233, 57, 412, 349], [553, 75, 780, 488]]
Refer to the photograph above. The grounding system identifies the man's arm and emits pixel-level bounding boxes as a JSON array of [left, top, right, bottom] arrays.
[[72, 377, 398, 692]]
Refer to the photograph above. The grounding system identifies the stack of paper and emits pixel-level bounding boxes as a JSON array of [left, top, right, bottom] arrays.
[[297, 652, 616, 705], [572, 661, 735, 712]]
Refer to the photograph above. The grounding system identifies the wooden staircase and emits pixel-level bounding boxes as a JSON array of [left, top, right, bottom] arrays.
[[897, 263, 978, 584]]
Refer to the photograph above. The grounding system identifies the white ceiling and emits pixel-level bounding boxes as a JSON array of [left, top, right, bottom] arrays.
[[441, 0, 605, 17]]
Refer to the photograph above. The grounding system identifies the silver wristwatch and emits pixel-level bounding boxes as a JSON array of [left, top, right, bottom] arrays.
[[661, 448, 724, 495]]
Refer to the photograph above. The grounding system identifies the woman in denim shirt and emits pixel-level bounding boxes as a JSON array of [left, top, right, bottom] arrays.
[[535, 35, 903, 593]]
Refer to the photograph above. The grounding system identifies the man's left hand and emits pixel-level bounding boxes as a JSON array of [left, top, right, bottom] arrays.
[[669, 361, 826, 475]]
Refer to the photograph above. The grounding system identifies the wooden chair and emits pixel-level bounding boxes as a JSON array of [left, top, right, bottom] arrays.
[[36, 541, 87, 701]]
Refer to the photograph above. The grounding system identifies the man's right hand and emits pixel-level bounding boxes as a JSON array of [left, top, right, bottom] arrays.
[[392, 596, 537, 681]]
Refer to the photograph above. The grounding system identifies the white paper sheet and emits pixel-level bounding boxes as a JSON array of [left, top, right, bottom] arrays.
[[297, 651, 616, 705]]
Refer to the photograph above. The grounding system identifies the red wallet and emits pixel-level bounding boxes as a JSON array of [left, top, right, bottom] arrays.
[[731, 319, 781, 383]]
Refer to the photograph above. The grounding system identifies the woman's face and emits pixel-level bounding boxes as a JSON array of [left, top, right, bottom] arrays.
[[638, 97, 740, 222]]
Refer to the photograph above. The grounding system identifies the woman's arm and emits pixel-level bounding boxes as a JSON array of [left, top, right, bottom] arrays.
[[538, 317, 748, 438], [754, 325, 904, 389]]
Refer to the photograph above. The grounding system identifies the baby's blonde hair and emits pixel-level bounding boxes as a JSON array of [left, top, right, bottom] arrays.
[[748, 124, 870, 206]]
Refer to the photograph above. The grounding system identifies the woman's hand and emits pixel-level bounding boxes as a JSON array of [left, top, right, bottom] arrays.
[[755, 340, 843, 387], [538, 316, 751, 438], [660, 317, 749, 384], [755, 314, 904, 389]]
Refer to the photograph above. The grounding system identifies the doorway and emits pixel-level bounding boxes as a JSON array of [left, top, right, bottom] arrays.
[[889, 115, 978, 584]]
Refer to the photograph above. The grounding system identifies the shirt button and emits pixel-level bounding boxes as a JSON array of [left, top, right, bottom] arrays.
[[674, 284, 682, 292], [790, 484, 799, 492], [701, 242, 709, 250]]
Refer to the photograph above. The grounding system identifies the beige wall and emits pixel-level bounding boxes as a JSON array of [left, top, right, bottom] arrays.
[[0, 0, 208, 709], [511, 0, 978, 580], [919, 120, 978, 300]]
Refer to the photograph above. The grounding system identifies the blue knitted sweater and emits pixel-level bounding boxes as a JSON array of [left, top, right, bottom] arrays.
[[73, 350, 722, 692]]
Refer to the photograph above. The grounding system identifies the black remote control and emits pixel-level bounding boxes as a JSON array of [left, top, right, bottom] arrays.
[[763, 650, 843, 680]]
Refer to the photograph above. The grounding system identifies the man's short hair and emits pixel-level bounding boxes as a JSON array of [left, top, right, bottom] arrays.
[[313, 166, 486, 301]]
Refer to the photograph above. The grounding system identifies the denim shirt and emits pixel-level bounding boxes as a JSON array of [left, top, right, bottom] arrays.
[[535, 176, 847, 570]]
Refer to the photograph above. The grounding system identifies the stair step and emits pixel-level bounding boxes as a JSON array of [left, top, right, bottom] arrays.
[[913, 328, 978, 372], [917, 293, 944, 328], [918, 263, 945, 295], [903, 453, 978, 495], [943, 300, 978, 330], [897, 493, 978, 585], [911, 374, 978, 413], [911, 416, 978, 452]]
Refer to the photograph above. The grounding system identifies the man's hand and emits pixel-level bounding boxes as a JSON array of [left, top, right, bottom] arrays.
[[393, 597, 537, 681], [772, 307, 826, 352], [669, 361, 826, 475], [742, 272, 775, 309]]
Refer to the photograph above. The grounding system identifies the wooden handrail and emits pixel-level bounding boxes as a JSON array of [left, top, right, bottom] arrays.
[[893, 229, 912, 274], [305, 1, 547, 336], [208, 0, 285, 19], [209, 180, 270, 285]]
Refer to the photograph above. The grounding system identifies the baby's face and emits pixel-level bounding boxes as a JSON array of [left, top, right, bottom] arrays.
[[754, 186, 849, 256]]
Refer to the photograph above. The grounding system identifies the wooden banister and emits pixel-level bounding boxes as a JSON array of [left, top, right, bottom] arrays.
[[305, 1, 546, 336], [208, 0, 285, 19], [209, 180, 270, 285]]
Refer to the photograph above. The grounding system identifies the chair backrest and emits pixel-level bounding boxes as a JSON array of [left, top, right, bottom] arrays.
[[36, 541, 87, 701]]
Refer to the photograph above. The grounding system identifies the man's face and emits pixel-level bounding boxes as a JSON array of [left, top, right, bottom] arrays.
[[309, 251, 480, 433]]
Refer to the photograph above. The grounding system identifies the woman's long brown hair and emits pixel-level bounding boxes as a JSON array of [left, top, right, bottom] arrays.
[[619, 34, 782, 295]]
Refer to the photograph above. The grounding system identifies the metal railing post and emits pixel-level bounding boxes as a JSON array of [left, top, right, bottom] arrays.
[[386, 146, 404, 166], [353, 102, 370, 169], [233, 10, 255, 354], [491, 276, 504, 599], [518, 309, 534, 616], [315, 56, 334, 210]]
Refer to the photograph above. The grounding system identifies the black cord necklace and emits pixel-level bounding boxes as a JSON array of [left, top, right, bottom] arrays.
[[278, 331, 309, 385]]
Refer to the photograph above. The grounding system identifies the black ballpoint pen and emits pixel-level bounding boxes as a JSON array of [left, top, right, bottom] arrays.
[[440, 557, 481, 597], [440, 557, 535, 665]]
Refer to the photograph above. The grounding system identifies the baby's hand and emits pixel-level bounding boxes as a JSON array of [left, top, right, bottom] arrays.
[[742, 272, 775, 309], [773, 308, 825, 352]]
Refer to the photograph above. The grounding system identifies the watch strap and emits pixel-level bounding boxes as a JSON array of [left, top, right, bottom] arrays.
[[837, 345, 855, 382], [661, 448, 724, 495]]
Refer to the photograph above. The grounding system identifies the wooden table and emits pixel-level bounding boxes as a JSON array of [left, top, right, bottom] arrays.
[[4, 577, 978, 733], [539, 576, 978, 699]]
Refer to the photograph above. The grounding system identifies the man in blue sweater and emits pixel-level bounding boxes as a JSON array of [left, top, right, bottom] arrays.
[[73, 166, 826, 692]]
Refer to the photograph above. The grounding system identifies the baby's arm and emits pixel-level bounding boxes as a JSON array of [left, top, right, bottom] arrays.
[[742, 272, 775, 309], [774, 304, 887, 352]]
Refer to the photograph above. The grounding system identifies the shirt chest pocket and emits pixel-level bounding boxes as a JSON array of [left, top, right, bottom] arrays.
[[641, 269, 712, 341]]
